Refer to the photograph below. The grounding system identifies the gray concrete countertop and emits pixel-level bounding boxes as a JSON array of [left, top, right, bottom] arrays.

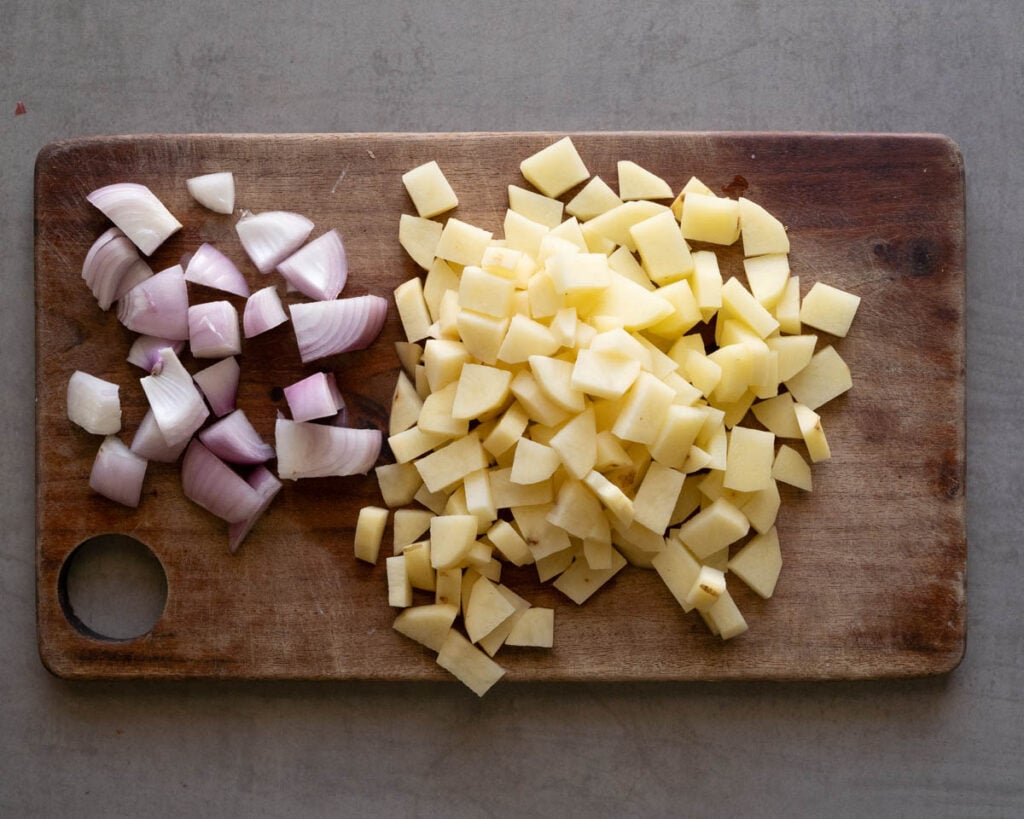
[[3, 2, 1020, 816]]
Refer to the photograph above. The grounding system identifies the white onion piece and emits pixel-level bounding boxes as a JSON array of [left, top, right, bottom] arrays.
[[188, 300, 241, 358], [67, 371, 122, 435], [227, 466, 282, 553], [81, 228, 153, 310], [284, 371, 345, 422], [276, 229, 348, 301], [199, 409, 275, 465], [126, 335, 186, 372], [235, 210, 314, 274], [183, 243, 250, 297], [290, 295, 388, 363], [130, 408, 191, 463], [90, 436, 147, 508], [243, 285, 289, 338], [193, 356, 240, 417], [275, 418, 382, 479], [140, 347, 209, 446], [117, 265, 190, 340], [186, 172, 235, 214], [181, 440, 263, 524], [86, 182, 182, 256]]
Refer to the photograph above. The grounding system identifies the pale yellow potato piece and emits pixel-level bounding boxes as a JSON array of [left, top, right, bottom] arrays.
[[529, 355, 586, 413], [452, 363, 512, 421], [594, 430, 632, 470], [418, 382, 468, 438], [729, 527, 783, 599], [535, 545, 577, 582], [512, 505, 571, 561], [388, 426, 447, 464], [612, 371, 676, 446], [618, 160, 673, 200], [434, 567, 462, 610], [566, 175, 623, 220], [794, 403, 831, 462], [481, 244, 524, 280], [435, 217, 492, 267], [784, 345, 852, 410], [676, 497, 750, 559], [721, 277, 780, 339], [510, 438, 561, 485], [393, 603, 458, 652], [553, 548, 627, 604], [584, 274, 675, 331], [415, 432, 488, 493], [459, 266, 515, 318], [547, 478, 609, 542], [482, 402, 529, 457], [584, 200, 669, 251], [402, 541, 437, 591], [389, 370, 423, 436], [584, 470, 635, 525], [436, 629, 506, 697], [680, 193, 740, 245], [691, 249, 724, 320], [456, 309, 508, 366], [740, 478, 780, 534], [751, 392, 802, 438], [706, 589, 748, 640], [476, 584, 531, 657], [393, 276, 432, 343], [393, 341, 422, 378], [633, 461, 686, 534], [509, 370, 570, 428], [649, 404, 707, 470], [520, 137, 589, 197], [549, 216, 589, 253], [526, 270, 564, 319], [724, 426, 775, 492], [429, 514, 479, 570], [498, 314, 560, 364], [772, 444, 813, 490], [630, 210, 695, 285], [799, 282, 861, 337], [549, 407, 597, 479], [376, 461, 423, 508], [486, 520, 534, 566], [464, 468, 497, 528], [684, 565, 727, 612], [421, 260, 457, 324], [648, 279, 702, 338], [393, 508, 434, 554], [766, 334, 817, 382], [775, 275, 802, 334], [464, 576, 517, 643], [354, 506, 388, 564], [422, 338, 473, 393], [508, 184, 564, 228], [398, 214, 442, 270], [652, 538, 702, 612], [414, 483, 449, 516], [743, 253, 790, 309], [607, 244, 654, 290], [503, 209, 550, 258], [545, 251, 612, 295], [670, 176, 716, 219], [386, 555, 412, 608], [505, 607, 554, 648], [739, 196, 790, 257], [489, 467, 554, 508], [402, 160, 458, 218]]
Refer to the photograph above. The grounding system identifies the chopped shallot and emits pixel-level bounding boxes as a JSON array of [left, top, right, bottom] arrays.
[[188, 300, 241, 358], [199, 409, 275, 465], [186, 172, 235, 214], [284, 371, 345, 422], [243, 286, 289, 338], [193, 356, 240, 417], [90, 436, 147, 508], [275, 418, 382, 479], [140, 347, 209, 446], [277, 229, 348, 301], [67, 370, 121, 435], [87, 182, 182, 256], [117, 265, 190, 340], [184, 243, 250, 297], [236, 210, 313, 274], [290, 295, 388, 363], [227, 466, 282, 553], [181, 439, 263, 523], [81, 227, 153, 310]]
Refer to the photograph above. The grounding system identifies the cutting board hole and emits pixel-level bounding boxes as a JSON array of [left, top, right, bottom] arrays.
[[58, 535, 168, 641]]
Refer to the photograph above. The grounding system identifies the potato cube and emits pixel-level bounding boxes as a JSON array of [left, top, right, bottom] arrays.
[[464, 468, 497, 527], [684, 565, 727, 611], [398, 214, 442, 270], [506, 607, 555, 648], [452, 363, 513, 421], [482, 402, 530, 456], [706, 590, 748, 640], [434, 217, 492, 267], [393, 277, 433, 343], [436, 629, 506, 697], [415, 432, 488, 493], [680, 193, 740, 245], [402, 541, 437, 591], [509, 370, 570, 428], [724, 426, 775, 492], [393, 603, 457, 652], [584, 470, 635, 524], [633, 461, 686, 534], [794, 403, 831, 462], [422, 338, 473, 393], [585, 275, 675, 331], [489, 467, 554, 508], [617, 160, 673, 200], [402, 160, 459, 218], [529, 355, 586, 413], [393, 508, 434, 554], [612, 371, 676, 445], [649, 404, 707, 469], [498, 314, 560, 364], [457, 266, 515, 319], [739, 196, 790, 257], [743, 253, 790, 309], [766, 334, 817, 382], [520, 137, 589, 197], [584, 201, 669, 251], [510, 438, 561, 485], [434, 567, 462, 610], [676, 497, 750, 559], [418, 382, 469, 438], [549, 407, 597, 479], [503, 209, 550, 258], [751, 393, 801, 438], [729, 527, 783, 599], [508, 184, 564, 228], [799, 282, 861, 337], [389, 371, 423, 436], [651, 538, 702, 612], [740, 478, 780, 534], [607, 244, 653, 290], [376, 461, 423, 507], [772, 444, 813, 490], [354, 506, 388, 564], [486, 520, 534, 566], [630, 210, 695, 285], [547, 478, 609, 542], [566, 175, 622, 220], [553, 548, 627, 604], [388, 426, 447, 464], [775, 275, 802, 334], [784, 345, 852, 410], [428, 514, 479, 569], [386, 555, 413, 608], [464, 576, 517, 643], [456, 309, 508, 366], [721, 277, 780, 339]]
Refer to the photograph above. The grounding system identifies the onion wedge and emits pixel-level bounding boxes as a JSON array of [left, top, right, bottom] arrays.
[[290, 295, 388, 363], [275, 418, 382, 479], [90, 436, 147, 508], [227, 466, 282, 554], [126, 336, 186, 373], [236, 210, 314, 274], [186, 172, 235, 214], [243, 285, 289, 338], [181, 439, 263, 523], [277, 229, 348, 301], [140, 347, 210, 446], [199, 409, 275, 465], [117, 265, 190, 340], [130, 408, 191, 463], [188, 300, 241, 358], [183, 243, 250, 297], [283, 372, 345, 422], [82, 227, 153, 310], [86, 182, 182, 256], [193, 356, 240, 417], [67, 370, 121, 435]]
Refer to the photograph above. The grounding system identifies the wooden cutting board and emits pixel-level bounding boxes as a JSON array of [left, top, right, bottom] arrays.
[[35, 132, 966, 682]]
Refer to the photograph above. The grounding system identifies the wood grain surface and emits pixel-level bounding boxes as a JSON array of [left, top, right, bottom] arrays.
[[35, 132, 966, 681]]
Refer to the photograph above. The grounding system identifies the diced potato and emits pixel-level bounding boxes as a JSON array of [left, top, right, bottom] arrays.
[[422, 338, 473, 393], [389, 371, 423, 436], [509, 370, 570, 428], [649, 404, 706, 470], [489, 467, 554, 508], [723, 426, 775, 492], [566, 175, 623, 220], [676, 497, 750, 559], [612, 371, 676, 446], [547, 478, 609, 542], [458, 266, 515, 318], [506, 607, 555, 647], [529, 355, 586, 413], [510, 438, 561, 485], [388, 426, 447, 464], [376, 461, 423, 508], [585, 274, 675, 331], [429, 514, 479, 569], [477, 584, 532, 656], [617, 160, 673, 200], [386, 555, 412, 608], [651, 538, 702, 612], [435, 567, 462, 610], [584, 201, 669, 251], [464, 576, 517, 643], [680, 193, 740, 245], [691, 250, 724, 320], [498, 314, 560, 364], [394, 277, 433, 343], [633, 462, 686, 534], [743, 253, 790, 309], [393, 603, 458, 652], [630, 210, 695, 285], [584, 470, 635, 524], [784, 345, 852, 410], [354, 506, 388, 564], [739, 196, 790, 257], [794, 403, 831, 463], [772, 444, 813, 490], [520, 137, 589, 197], [452, 363, 512, 421], [508, 184, 564, 228], [740, 478, 780, 533], [775, 275, 802, 334], [799, 282, 862, 337], [436, 629, 506, 697], [456, 309, 508, 366], [706, 590, 748, 640], [402, 160, 459, 218], [721, 277, 780, 339], [553, 548, 627, 604], [549, 407, 597, 479], [751, 392, 802, 438], [684, 565, 727, 612], [418, 382, 468, 438], [766, 334, 817, 382], [485, 520, 533, 567], [503, 209, 550, 258], [482, 402, 530, 456], [403, 541, 437, 591], [463, 468, 497, 527], [393, 508, 434, 554], [435, 218, 492, 267], [729, 527, 783, 598], [398, 214, 442, 270]]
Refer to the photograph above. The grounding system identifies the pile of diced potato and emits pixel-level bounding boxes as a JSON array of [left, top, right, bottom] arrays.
[[355, 137, 860, 695]]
